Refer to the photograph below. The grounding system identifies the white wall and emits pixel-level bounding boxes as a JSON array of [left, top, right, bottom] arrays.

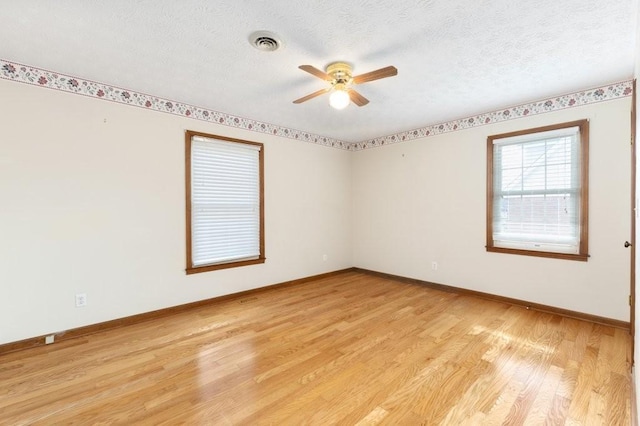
[[352, 98, 632, 321], [0, 75, 633, 346], [0, 79, 353, 344]]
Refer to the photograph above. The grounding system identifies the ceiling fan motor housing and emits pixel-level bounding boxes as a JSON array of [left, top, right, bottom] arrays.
[[326, 62, 353, 85]]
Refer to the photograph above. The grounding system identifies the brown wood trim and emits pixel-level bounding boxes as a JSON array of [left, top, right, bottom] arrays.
[[631, 78, 636, 366], [184, 130, 266, 274], [486, 246, 588, 262], [259, 133, 265, 264], [185, 257, 266, 274], [0, 268, 355, 356], [579, 119, 590, 257], [354, 267, 630, 330], [4, 266, 625, 355], [486, 135, 494, 254], [486, 119, 590, 261], [487, 119, 589, 142], [185, 130, 193, 274], [633, 370, 638, 426]]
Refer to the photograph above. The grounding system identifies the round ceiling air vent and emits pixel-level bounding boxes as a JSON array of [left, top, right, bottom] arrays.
[[249, 31, 283, 52]]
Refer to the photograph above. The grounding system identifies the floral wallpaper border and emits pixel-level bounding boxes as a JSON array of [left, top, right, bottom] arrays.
[[0, 59, 632, 151], [0, 59, 350, 150], [353, 80, 633, 150]]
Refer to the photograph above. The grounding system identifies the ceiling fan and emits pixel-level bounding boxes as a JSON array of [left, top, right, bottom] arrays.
[[293, 62, 398, 110]]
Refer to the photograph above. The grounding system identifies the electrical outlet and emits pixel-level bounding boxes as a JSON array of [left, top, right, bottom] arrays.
[[322, 254, 328, 261], [45, 335, 55, 344], [431, 261, 438, 271], [75, 293, 87, 308]]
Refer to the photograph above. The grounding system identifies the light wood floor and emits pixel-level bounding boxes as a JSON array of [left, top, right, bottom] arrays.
[[0, 271, 632, 425]]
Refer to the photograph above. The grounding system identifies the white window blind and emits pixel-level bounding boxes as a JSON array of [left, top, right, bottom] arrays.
[[191, 136, 261, 267], [492, 126, 581, 254]]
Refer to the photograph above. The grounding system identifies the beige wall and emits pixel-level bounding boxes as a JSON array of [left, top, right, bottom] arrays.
[[1, 76, 633, 345], [0, 79, 353, 344], [352, 98, 632, 321]]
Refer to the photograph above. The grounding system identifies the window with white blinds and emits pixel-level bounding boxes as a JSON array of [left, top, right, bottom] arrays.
[[486, 120, 589, 261], [185, 131, 264, 273]]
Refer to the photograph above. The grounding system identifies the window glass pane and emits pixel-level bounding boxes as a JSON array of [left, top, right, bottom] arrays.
[[522, 141, 545, 168], [522, 165, 545, 191], [501, 144, 522, 168], [546, 164, 572, 189], [501, 168, 522, 192]]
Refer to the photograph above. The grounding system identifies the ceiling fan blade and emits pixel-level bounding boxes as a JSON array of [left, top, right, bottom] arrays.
[[348, 89, 369, 107], [352, 66, 398, 84], [299, 65, 332, 81], [293, 88, 330, 104]]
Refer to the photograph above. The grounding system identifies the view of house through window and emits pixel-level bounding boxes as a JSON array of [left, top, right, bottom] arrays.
[[185, 130, 265, 274], [486, 119, 589, 261]]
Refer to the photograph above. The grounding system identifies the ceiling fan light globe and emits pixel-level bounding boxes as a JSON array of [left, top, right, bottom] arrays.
[[329, 90, 350, 110]]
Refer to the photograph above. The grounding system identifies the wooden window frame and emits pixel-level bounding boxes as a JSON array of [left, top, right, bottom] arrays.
[[486, 119, 589, 261], [185, 130, 265, 274]]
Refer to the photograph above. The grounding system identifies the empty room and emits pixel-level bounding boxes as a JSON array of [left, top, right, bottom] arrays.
[[1, 1, 639, 424]]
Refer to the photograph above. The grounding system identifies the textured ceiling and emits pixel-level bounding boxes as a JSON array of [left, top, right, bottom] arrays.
[[1, 0, 637, 143]]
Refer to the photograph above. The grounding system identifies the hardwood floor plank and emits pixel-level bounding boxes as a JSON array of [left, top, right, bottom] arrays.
[[545, 394, 571, 425], [0, 271, 631, 424], [523, 364, 563, 425], [354, 406, 389, 425], [604, 372, 631, 425], [566, 345, 601, 424], [482, 379, 526, 423]]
